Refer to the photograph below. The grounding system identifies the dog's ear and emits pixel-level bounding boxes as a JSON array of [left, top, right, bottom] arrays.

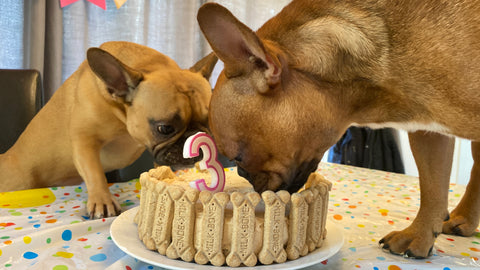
[[189, 52, 218, 80], [87, 47, 143, 103], [197, 3, 280, 91]]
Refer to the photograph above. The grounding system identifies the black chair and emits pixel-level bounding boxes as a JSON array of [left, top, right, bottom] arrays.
[[0, 69, 43, 154]]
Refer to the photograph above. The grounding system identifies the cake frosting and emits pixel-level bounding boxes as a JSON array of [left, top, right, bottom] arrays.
[[134, 166, 331, 267]]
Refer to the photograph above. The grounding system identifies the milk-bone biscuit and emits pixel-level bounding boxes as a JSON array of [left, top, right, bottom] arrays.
[[258, 190, 290, 264], [226, 192, 261, 267], [151, 181, 173, 255], [135, 166, 331, 267], [286, 190, 313, 260], [195, 191, 230, 266], [166, 187, 198, 262]]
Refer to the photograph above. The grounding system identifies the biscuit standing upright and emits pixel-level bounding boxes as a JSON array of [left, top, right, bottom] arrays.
[[287, 189, 314, 259], [259, 190, 290, 265], [227, 192, 261, 267], [166, 187, 199, 262]]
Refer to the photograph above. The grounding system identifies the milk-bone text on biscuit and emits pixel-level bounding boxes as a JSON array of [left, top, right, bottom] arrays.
[[183, 132, 225, 192]]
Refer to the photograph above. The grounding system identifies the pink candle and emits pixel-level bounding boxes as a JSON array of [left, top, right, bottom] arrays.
[[183, 132, 225, 193]]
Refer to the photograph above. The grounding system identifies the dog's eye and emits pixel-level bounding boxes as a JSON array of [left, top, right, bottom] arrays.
[[158, 124, 175, 135]]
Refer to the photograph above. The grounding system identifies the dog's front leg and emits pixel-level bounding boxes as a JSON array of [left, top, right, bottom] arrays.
[[443, 141, 480, 236], [73, 140, 121, 219], [380, 131, 454, 258]]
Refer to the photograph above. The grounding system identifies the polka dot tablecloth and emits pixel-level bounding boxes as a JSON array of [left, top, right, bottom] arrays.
[[0, 163, 479, 269]]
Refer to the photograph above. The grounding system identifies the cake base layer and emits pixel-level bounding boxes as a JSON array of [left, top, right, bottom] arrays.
[[135, 166, 331, 267]]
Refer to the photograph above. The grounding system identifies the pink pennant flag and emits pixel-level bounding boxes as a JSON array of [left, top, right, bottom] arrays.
[[87, 0, 106, 10], [59, 0, 79, 8], [60, 0, 107, 10]]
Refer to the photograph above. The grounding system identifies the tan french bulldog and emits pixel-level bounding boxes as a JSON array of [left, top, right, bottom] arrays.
[[0, 41, 218, 219], [197, 1, 480, 258]]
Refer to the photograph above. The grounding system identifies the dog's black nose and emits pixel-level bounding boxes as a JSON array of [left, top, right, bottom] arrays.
[[237, 166, 253, 184], [287, 159, 320, 193]]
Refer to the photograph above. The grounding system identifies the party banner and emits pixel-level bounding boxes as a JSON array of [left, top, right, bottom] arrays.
[[60, 0, 128, 10]]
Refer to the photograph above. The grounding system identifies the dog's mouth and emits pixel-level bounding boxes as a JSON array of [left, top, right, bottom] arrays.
[[150, 125, 209, 171], [152, 142, 203, 171], [238, 159, 320, 193], [237, 167, 280, 192]]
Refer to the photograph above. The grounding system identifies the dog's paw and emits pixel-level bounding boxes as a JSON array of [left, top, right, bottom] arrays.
[[86, 193, 122, 219], [379, 225, 437, 258], [443, 212, 478, 236]]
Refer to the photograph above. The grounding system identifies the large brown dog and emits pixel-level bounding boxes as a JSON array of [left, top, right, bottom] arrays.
[[198, 0, 480, 258], [0, 41, 217, 219]]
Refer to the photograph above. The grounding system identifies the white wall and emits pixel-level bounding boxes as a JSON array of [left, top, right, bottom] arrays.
[[452, 138, 473, 185], [397, 130, 473, 185]]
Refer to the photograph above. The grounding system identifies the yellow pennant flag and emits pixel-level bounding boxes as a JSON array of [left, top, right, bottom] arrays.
[[114, 0, 128, 9]]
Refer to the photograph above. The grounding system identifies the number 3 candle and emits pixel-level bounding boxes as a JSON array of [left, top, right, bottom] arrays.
[[183, 132, 225, 193]]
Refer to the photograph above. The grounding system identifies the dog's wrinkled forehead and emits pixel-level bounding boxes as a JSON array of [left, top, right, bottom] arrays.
[[210, 74, 255, 119], [122, 75, 188, 145], [134, 75, 191, 115], [209, 75, 285, 159]]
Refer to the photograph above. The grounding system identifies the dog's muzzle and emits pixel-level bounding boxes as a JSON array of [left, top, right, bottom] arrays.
[[153, 143, 202, 170], [237, 166, 251, 183], [286, 158, 320, 192], [238, 158, 320, 193]]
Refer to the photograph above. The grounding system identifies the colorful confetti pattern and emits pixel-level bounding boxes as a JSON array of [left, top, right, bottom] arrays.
[[0, 163, 479, 269]]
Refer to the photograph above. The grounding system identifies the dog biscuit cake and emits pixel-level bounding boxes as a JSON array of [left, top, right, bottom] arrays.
[[134, 166, 331, 267]]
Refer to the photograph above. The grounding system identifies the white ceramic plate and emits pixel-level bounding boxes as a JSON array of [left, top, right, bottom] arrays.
[[111, 207, 343, 270]]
